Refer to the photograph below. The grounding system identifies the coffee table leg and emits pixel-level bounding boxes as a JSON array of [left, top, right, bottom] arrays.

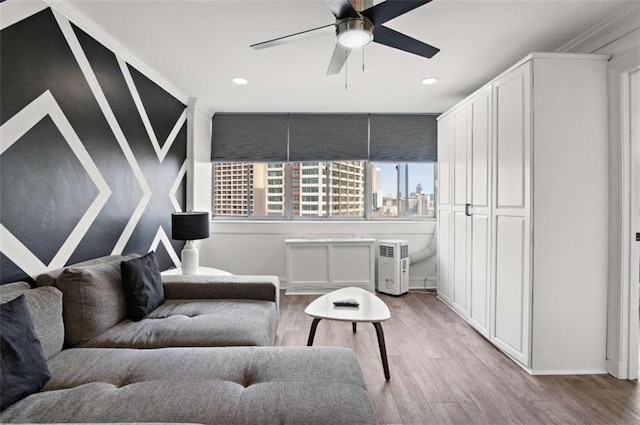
[[352, 322, 357, 333], [307, 318, 322, 346], [372, 322, 390, 380]]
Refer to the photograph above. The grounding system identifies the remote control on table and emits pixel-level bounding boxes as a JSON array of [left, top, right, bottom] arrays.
[[333, 298, 359, 307]]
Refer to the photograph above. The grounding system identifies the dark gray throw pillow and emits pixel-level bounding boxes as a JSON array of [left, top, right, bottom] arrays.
[[0, 294, 51, 411], [120, 251, 164, 321]]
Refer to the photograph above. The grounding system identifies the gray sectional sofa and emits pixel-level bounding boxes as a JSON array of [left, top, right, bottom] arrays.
[[35, 254, 280, 348], [0, 255, 376, 424]]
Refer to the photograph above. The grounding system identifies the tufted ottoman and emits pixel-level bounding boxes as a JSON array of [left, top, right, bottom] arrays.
[[0, 346, 376, 424]]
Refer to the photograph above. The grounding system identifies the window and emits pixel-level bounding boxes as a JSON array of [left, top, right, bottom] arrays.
[[213, 161, 434, 219], [291, 161, 365, 218], [213, 162, 285, 218], [371, 162, 435, 218]]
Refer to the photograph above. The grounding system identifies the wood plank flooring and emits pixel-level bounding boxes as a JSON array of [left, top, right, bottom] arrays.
[[276, 290, 640, 425]]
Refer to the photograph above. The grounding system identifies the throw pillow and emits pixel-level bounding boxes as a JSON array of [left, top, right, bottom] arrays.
[[0, 287, 64, 361], [0, 295, 51, 411], [120, 251, 164, 321], [58, 259, 129, 347]]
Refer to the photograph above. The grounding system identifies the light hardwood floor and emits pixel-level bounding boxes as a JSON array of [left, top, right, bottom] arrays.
[[276, 290, 640, 425]]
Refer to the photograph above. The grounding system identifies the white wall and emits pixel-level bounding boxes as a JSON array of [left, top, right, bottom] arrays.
[[558, 3, 640, 379], [192, 109, 212, 213], [199, 220, 437, 289]]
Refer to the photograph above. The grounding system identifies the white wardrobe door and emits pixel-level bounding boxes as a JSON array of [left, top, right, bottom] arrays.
[[491, 63, 531, 366], [469, 88, 492, 337]]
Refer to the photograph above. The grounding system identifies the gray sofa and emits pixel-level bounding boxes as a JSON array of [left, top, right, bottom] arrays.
[[0, 258, 376, 424], [36, 254, 279, 348]]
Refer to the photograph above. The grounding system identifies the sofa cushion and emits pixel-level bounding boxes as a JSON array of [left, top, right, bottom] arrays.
[[57, 259, 128, 347], [79, 299, 277, 348], [0, 346, 375, 424], [121, 251, 164, 321], [163, 275, 279, 309], [0, 282, 31, 294], [0, 295, 51, 411], [35, 254, 139, 287], [0, 286, 64, 360]]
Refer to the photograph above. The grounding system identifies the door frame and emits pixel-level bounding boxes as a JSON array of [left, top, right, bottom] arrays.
[[606, 47, 640, 380]]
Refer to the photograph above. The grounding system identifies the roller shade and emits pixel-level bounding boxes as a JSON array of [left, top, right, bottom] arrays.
[[211, 113, 288, 162], [210, 113, 438, 162], [369, 114, 438, 162], [288, 114, 369, 161]]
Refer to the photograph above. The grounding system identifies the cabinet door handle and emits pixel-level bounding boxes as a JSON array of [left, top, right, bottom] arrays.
[[465, 203, 472, 216]]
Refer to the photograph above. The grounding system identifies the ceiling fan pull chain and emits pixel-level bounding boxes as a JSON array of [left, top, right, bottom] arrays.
[[362, 48, 365, 72], [345, 51, 348, 90]]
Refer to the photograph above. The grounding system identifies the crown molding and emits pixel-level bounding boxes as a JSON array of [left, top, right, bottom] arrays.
[[43, 0, 211, 118], [557, 3, 640, 54]]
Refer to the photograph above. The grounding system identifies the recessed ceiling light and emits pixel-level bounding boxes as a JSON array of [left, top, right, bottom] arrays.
[[232, 77, 248, 85], [421, 77, 438, 85]]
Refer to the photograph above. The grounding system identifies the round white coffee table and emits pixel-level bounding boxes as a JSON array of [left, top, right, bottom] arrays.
[[304, 287, 391, 380]]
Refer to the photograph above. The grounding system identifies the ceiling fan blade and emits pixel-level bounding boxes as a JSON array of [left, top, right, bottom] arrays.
[[327, 43, 352, 75], [362, 0, 432, 26], [372, 25, 439, 58], [250, 23, 335, 50], [326, 0, 359, 19]]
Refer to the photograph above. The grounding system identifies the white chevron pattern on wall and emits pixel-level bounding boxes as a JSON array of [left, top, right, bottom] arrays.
[[119, 55, 188, 164], [0, 4, 188, 282], [170, 161, 188, 214], [0, 90, 111, 279], [52, 10, 156, 257], [150, 227, 181, 268]]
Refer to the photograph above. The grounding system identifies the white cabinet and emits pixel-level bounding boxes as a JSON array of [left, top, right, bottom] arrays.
[[438, 87, 492, 336], [436, 116, 454, 303], [437, 53, 609, 374], [451, 104, 471, 317], [491, 63, 532, 364], [285, 238, 375, 294], [468, 87, 492, 338]]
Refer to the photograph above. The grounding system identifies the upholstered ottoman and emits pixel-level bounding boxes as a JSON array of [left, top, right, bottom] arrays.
[[1, 346, 376, 424]]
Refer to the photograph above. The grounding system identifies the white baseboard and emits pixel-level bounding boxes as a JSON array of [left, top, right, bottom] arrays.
[[529, 368, 608, 376], [606, 358, 625, 379], [409, 276, 437, 290]]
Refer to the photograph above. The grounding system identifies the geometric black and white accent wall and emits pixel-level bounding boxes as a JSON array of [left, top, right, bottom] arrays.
[[0, 6, 187, 284]]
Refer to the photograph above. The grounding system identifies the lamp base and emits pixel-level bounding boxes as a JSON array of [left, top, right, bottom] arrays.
[[181, 240, 198, 275]]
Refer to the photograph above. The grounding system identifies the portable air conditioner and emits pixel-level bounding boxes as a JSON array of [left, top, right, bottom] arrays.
[[377, 240, 409, 296]]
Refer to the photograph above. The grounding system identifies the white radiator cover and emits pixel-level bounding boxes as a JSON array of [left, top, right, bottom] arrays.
[[284, 238, 376, 294]]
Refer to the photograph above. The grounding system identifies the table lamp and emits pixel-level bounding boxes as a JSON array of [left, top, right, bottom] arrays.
[[171, 212, 210, 275]]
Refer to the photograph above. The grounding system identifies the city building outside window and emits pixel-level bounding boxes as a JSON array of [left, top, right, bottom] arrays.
[[212, 161, 435, 219], [371, 162, 435, 218]]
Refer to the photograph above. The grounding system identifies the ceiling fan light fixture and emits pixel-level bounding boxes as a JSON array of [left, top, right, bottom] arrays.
[[336, 19, 374, 49], [337, 29, 373, 48]]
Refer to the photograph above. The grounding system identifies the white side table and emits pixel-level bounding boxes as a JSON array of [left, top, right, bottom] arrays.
[[304, 287, 391, 380], [161, 266, 233, 276]]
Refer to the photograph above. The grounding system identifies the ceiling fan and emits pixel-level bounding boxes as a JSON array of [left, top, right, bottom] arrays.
[[250, 0, 440, 75]]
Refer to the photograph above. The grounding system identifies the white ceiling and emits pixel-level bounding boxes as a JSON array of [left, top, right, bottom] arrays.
[[67, 0, 633, 114]]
